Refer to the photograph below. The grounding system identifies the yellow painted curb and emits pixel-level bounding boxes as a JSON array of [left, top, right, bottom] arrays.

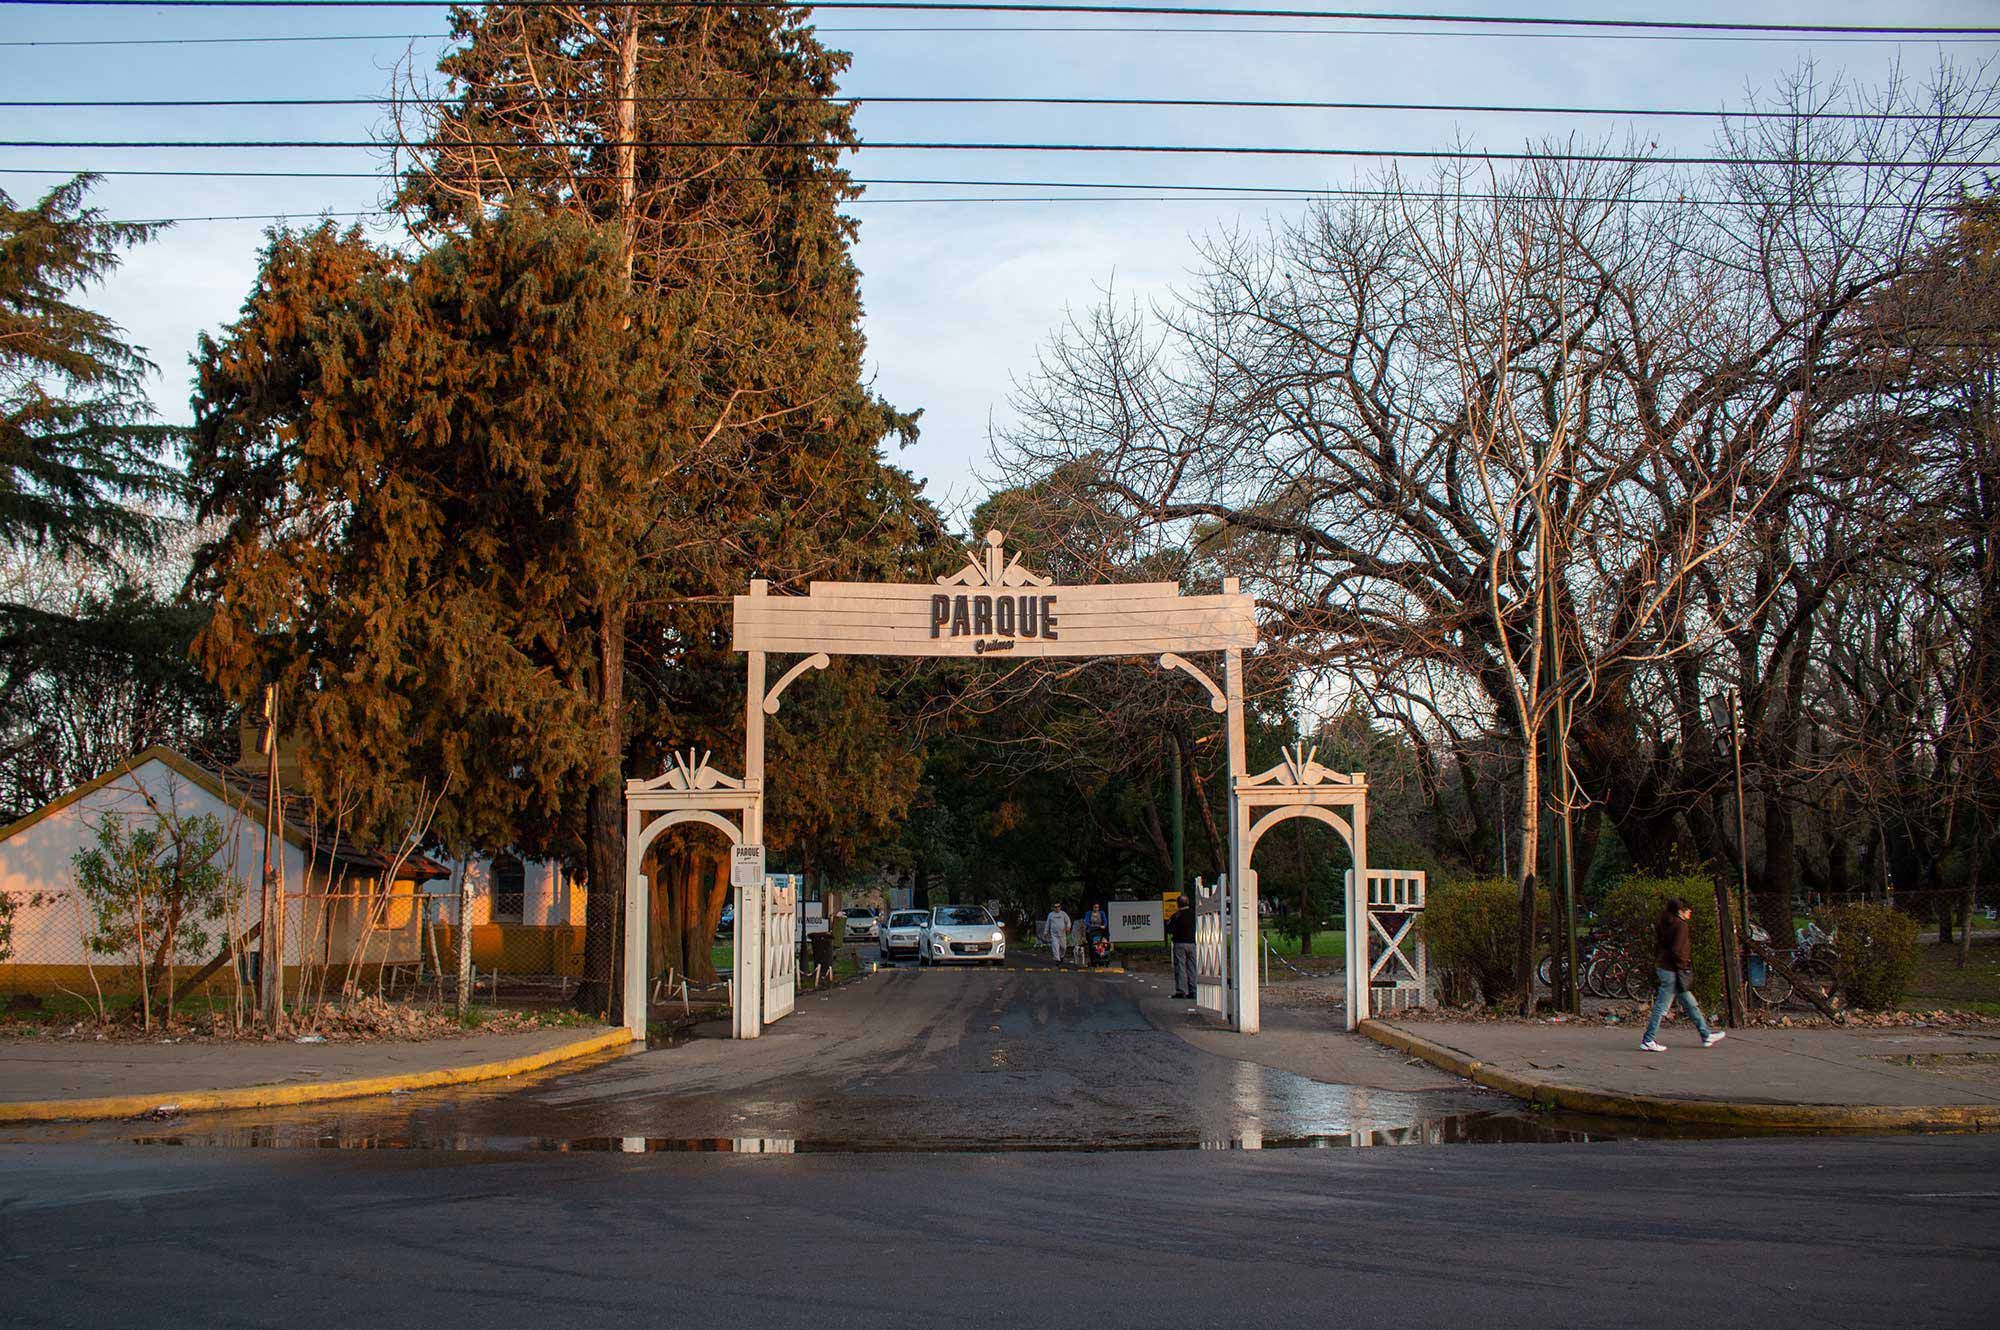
[[0, 1026, 638, 1124], [1358, 1018, 2000, 1131]]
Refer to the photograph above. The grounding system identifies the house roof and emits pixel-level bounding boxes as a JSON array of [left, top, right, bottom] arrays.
[[0, 745, 451, 882]]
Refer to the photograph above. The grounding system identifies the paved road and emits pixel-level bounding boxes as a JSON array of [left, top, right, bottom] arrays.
[[4, 961, 1996, 1326], [3, 1134, 1995, 1328], [11, 960, 1525, 1149]]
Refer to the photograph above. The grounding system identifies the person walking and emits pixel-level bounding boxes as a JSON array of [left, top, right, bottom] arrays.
[[1045, 902, 1072, 964], [1081, 900, 1109, 968], [1170, 893, 1198, 999], [1641, 897, 1725, 1052]]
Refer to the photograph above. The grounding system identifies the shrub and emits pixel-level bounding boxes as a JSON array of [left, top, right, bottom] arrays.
[[1424, 878, 1545, 1008], [1815, 901, 1919, 1010], [1599, 874, 1730, 1013]]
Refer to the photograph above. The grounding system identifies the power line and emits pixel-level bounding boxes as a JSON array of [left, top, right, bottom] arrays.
[[7, 26, 1996, 48], [8, 139, 1997, 168], [7, 94, 1993, 121], [2, 2, 1995, 39]]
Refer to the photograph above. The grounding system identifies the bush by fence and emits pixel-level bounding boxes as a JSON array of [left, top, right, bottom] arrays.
[[1424, 878, 1548, 1008], [1816, 900, 1920, 1009]]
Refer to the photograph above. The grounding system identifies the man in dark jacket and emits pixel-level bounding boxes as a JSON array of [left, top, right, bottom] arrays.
[[1641, 897, 1724, 1051], [1170, 894, 1198, 999]]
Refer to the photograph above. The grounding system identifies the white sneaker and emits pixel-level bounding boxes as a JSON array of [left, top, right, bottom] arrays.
[[1640, 1040, 1668, 1052], [1702, 1031, 1726, 1048]]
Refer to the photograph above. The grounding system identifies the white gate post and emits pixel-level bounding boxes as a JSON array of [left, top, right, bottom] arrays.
[[1222, 622, 1258, 1034], [1352, 800, 1368, 1024], [622, 806, 647, 1042], [733, 875, 763, 1039]]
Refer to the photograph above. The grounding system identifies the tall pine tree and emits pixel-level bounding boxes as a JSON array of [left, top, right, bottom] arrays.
[[194, 9, 937, 1014], [0, 176, 175, 557]]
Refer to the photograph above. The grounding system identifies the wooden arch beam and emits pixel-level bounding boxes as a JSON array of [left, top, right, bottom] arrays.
[[762, 652, 831, 715], [1158, 652, 1227, 713], [633, 807, 745, 863], [1244, 804, 1353, 860]]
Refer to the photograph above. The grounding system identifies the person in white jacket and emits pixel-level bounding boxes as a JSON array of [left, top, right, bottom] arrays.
[[1045, 903, 1073, 964]]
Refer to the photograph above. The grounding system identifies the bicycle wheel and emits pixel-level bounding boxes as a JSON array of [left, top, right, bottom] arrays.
[[1746, 964, 1792, 1010], [1535, 953, 1554, 988]]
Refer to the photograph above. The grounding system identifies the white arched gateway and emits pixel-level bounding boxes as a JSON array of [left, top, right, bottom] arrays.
[[620, 532, 1420, 1042]]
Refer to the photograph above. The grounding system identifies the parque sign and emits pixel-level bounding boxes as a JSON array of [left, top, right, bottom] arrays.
[[731, 530, 1255, 660]]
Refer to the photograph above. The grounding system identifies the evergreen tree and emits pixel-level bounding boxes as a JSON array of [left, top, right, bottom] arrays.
[[0, 176, 176, 557]]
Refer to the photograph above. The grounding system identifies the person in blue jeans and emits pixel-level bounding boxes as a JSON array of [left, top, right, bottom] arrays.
[[1641, 897, 1726, 1052]]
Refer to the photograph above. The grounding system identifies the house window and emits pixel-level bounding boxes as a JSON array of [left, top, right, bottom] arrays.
[[492, 854, 526, 924]]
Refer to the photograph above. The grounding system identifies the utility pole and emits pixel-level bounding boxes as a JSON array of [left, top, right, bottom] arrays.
[[257, 683, 284, 1030], [1168, 734, 1185, 897], [1705, 690, 1748, 1027]]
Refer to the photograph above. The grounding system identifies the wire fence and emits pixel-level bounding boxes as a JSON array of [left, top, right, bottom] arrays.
[[0, 884, 594, 1016]]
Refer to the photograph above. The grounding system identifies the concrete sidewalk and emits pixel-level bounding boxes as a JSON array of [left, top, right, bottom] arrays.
[[0, 1026, 634, 1122], [1363, 1017, 2000, 1128]]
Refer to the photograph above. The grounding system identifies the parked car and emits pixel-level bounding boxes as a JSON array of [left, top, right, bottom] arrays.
[[718, 902, 734, 936], [920, 904, 1007, 966], [841, 906, 880, 942], [881, 909, 928, 961]]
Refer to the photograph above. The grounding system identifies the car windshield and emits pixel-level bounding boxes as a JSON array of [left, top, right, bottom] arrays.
[[843, 908, 872, 919], [889, 912, 928, 927], [934, 907, 993, 927]]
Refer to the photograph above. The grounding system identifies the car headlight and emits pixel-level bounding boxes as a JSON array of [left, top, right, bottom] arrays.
[[992, 931, 1005, 944]]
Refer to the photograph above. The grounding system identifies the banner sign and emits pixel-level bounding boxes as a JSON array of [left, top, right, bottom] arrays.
[[732, 532, 1255, 660], [1109, 899, 1165, 943]]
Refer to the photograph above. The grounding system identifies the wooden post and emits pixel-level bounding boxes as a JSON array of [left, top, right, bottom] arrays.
[[258, 683, 283, 1029], [740, 579, 768, 1039], [1222, 603, 1257, 1034], [622, 807, 647, 1041], [1346, 798, 1369, 1030]]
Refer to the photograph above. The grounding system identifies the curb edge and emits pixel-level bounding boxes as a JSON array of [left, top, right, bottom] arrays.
[[0, 1026, 639, 1124], [1357, 1018, 2000, 1131]]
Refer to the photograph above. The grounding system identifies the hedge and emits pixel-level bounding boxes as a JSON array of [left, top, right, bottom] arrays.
[[1424, 878, 1547, 1008], [1815, 901, 1919, 1010]]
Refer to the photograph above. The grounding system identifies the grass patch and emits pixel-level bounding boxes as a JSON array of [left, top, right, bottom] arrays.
[[1904, 935, 2000, 1016]]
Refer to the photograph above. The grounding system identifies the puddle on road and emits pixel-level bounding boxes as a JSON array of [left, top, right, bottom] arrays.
[[118, 1109, 1688, 1152]]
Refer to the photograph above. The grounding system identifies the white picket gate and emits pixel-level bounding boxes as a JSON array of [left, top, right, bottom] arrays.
[[763, 875, 798, 1023], [1193, 874, 1231, 1017]]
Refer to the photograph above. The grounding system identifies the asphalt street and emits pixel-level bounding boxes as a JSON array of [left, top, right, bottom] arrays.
[[2, 1134, 1996, 1328], [3, 960, 1996, 1327]]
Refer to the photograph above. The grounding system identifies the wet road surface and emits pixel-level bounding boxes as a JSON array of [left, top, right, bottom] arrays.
[[3, 1133, 1994, 1328], [4, 960, 1996, 1327], [10, 959, 1550, 1150]]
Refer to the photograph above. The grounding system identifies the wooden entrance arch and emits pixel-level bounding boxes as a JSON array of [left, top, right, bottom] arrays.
[[620, 532, 1369, 1042]]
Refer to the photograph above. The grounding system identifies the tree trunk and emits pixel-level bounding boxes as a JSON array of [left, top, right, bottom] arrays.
[[1760, 786, 1796, 941], [683, 850, 728, 985], [1517, 759, 1540, 1016], [577, 604, 627, 1018]]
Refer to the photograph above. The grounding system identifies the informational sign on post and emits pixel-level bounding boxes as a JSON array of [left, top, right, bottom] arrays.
[[1109, 899, 1165, 943], [730, 844, 765, 889]]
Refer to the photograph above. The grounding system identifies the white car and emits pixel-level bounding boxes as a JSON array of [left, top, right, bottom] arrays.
[[841, 907, 880, 943], [920, 904, 1007, 966], [880, 909, 928, 961]]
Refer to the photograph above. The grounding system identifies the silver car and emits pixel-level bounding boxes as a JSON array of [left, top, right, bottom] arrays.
[[919, 904, 1007, 966], [880, 909, 928, 961], [841, 906, 880, 942]]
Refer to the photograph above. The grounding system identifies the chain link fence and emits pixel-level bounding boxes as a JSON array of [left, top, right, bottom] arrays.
[[0, 883, 594, 1019]]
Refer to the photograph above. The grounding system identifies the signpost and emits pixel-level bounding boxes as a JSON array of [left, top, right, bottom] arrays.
[[730, 844, 765, 890]]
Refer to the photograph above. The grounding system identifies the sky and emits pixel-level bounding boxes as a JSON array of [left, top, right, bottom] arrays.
[[4, 1, 1997, 520]]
